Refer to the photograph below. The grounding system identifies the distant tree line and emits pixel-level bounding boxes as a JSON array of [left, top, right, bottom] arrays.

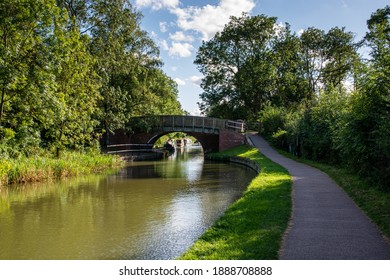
[[0, 0, 183, 158], [196, 7, 389, 189]]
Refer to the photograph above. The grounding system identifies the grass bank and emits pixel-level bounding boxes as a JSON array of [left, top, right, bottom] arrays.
[[276, 149, 390, 240], [0, 151, 124, 187], [179, 145, 292, 260]]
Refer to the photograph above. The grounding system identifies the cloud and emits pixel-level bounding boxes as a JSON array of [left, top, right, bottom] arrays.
[[159, 22, 168, 33], [174, 78, 186, 86], [169, 31, 194, 42], [168, 42, 194, 57], [135, 0, 179, 10], [171, 0, 256, 40], [189, 75, 202, 86], [159, 39, 169, 51], [190, 108, 202, 116]]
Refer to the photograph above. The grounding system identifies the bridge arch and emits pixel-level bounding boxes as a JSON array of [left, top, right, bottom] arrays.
[[103, 115, 245, 153], [146, 131, 219, 153]]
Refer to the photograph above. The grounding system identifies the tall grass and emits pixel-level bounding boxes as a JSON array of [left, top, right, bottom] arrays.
[[0, 151, 124, 187], [180, 145, 292, 260]]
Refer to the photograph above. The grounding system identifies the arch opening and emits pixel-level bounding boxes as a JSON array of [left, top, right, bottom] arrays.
[[147, 132, 204, 152]]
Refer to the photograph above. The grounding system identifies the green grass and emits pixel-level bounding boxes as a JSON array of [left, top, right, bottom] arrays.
[[0, 151, 124, 187], [277, 149, 390, 240], [179, 145, 292, 260]]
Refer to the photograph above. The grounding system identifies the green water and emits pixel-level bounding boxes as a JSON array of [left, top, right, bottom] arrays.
[[0, 147, 255, 259]]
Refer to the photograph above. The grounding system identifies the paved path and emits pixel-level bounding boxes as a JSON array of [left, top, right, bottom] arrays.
[[248, 134, 390, 260]]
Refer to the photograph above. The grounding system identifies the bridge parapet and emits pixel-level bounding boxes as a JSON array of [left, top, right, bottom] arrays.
[[131, 115, 245, 134], [104, 115, 246, 154]]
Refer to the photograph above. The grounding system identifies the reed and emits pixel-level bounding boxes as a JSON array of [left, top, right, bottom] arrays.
[[0, 151, 124, 187]]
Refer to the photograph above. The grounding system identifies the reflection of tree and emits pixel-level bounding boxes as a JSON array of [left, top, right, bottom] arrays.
[[154, 148, 204, 180]]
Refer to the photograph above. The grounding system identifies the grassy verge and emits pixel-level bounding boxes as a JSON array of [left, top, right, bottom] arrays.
[[0, 151, 124, 187], [179, 145, 292, 260], [276, 149, 390, 240]]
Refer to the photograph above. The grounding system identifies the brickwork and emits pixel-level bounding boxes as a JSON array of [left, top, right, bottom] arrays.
[[219, 129, 245, 152], [102, 124, 244, 153]]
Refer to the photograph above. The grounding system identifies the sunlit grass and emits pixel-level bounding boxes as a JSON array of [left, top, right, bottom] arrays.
[[179, 145, 292, 260], [0, 151, 124, 187]]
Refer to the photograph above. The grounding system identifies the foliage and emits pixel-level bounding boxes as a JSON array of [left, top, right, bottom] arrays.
[[195, 14, 358, 120], [254, 6, 390, 189], [195, 14, 278, 120], [259, 6, 390, 191], [0, 0, 182, 160]]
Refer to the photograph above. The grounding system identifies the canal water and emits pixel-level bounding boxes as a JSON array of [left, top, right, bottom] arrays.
[[0, 147, 256, 260]]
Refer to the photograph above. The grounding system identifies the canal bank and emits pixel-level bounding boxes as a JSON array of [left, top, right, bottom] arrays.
[[180, 145, 292, 260]]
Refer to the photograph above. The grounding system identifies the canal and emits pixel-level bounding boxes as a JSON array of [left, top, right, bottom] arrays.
[[0, 147, 256, 259]]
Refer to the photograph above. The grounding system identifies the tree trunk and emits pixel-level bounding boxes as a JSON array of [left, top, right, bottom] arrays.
[[0, 87, 5, 126]]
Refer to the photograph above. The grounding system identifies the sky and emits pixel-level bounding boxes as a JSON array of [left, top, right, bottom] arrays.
[[133, 0, 389, 115]]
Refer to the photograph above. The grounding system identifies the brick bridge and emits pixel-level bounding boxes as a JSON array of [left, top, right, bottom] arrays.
[[104, 115, 246, 153]]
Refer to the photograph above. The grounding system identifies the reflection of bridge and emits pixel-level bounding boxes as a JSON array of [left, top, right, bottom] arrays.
[[104, 115, 246, 153]]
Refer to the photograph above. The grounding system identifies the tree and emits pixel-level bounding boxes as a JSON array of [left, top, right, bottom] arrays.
[[88, 0, 162, 137], [337, 5, 390, 189], [271, 24, 308, 107], [299, 28, 327, 98], [195, 14, 277, 120], [298, 26, 360, 99], [322, 27, 359, 92], [0, 0, 63, 155], [43, 10, 100, 156]]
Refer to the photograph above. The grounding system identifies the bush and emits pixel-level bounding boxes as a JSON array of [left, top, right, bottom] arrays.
[[258, 105, 287, 137], [271, 129, 288, 149], [335, 88, 390, 190]]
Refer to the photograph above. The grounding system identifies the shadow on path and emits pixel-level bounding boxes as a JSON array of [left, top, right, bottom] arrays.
[[248, 134, 390, 260]]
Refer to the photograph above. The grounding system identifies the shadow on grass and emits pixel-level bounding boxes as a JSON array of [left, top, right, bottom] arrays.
[[179, 145, 292, 260]]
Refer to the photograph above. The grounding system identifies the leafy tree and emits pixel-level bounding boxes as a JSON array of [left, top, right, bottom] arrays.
[[0, 0, 61, 154], [336, 6, 390, 189], [299, 27, 359, 97], [195, 14, 277, 120], [44, 11, 100, 156], [322, 27, 359, 91], [271, 24, 308, 107], [87, 0, 162, 138], [145, 69, 183, 115]]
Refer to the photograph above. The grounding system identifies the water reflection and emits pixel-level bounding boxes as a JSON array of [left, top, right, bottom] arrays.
[[0, 147, 256, 260]]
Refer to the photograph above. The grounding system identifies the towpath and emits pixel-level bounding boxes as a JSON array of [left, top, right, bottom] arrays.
[[248, 134, 390, 259]]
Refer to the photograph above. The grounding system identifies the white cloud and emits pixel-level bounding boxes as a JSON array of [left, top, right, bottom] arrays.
[[168, 42, 194, 58], [189, 75, 202, 86], [190, 108, 202, 116], [171, 0, 256, 40], [136, 0, 179, 10], [159, 22, 168, 33], [171, 66, 178, 72], [174, 78, 186, 86], [169, 31, 194, 42], [159, 39, 169, 51]]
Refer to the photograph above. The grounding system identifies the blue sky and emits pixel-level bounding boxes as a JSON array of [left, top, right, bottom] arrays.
[[134, 0, 389, 115]]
